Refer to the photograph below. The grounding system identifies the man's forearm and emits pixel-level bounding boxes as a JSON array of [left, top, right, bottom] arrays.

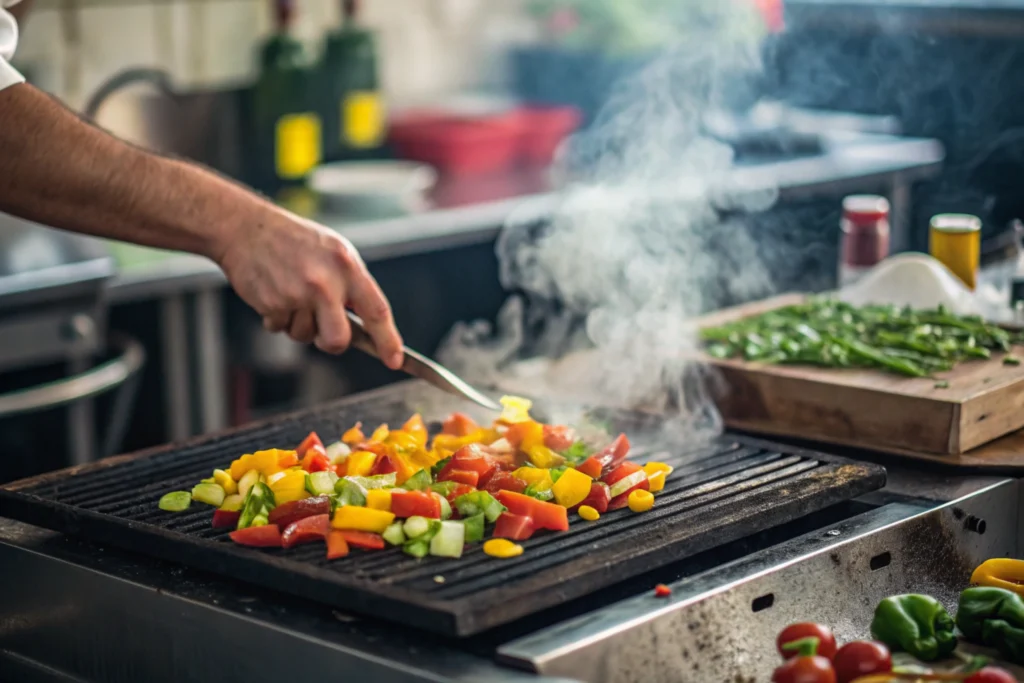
[[0, 83, 277, 263]]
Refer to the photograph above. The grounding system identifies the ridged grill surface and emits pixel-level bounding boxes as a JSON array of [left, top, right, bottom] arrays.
[[0, 383, 886, 636]]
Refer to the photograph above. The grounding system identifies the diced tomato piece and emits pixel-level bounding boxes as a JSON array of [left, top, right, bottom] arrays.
[[266, 495, 331, 529], [277, 451, 299, 469], [300, 444, 330, 473], [594, 434, 631, 476], [297, 432, 324, 458], [212, 509, 241, 529], [575, 456, 603, 479], [573, 482, 611, 513], [449, 444, 497, 476], [442, 412, 478, 436], [334, 530, 385, 551], [326, 531, 350, 559], [444, 484, 476, 505], [437, 469, 480, 487], [493, 512, 535, 541], [543, 424, 575, 451], [602, 461, 643, 486], [370, 453, 399, 476], [229, 524, 282, 547], [483, 470, 528, 495], [333, 462, 347, 477], [494, 490, 569, 532], [390, 490, 442, 519], [281, 514, 330, 548]]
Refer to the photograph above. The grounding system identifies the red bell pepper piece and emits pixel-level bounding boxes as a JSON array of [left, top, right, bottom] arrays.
[[449, 444, 497, 477], [369, 453, 399, 476], [573, 481, 611, 514], [604, 462, 650, 510], [483, 470, 528, 495], [437, 469, 480, 488], [212, 508, 241, 529], [542, 424, 575, 451], [495, 490, 569, 532], [326, 531, 350, 560], [334, 530, 385, 551], [444, 483, 476, 505], [266, 495, 331, 529], [390, 490, 442, 519], [296, 431, 324, 458], [575, 456, 603, 479], [493, 512, 535, 541], [300, 444, 330, 473], [442, 412, 478, 436], [602, 461, 645, 487], [592, 434, 630, 476], [281, 514, 330, 548], [229, 524, 283, 547]]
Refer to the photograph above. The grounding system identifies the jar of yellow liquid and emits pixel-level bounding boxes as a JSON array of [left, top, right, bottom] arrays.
[[929, 213, 982, 290]]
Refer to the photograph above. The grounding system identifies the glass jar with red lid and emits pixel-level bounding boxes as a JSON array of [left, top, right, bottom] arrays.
[[838, 195, 891, 288]]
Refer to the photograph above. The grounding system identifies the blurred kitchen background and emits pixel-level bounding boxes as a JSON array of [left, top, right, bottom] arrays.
[[4, 0, 1023, 482]]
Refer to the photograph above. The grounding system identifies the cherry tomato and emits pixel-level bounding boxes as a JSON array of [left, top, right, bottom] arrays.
[[832, 642, 891, 683], [771, 656, 836, 683], [777, 624, 838, 660], [966, 667, 1018, 683]]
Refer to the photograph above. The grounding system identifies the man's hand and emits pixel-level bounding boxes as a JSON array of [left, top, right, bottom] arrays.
[[0, 83, 404, 369], [217, 212, 403, 367]]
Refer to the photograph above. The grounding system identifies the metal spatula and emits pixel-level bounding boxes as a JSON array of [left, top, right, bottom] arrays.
[[346, 311, 501, 412]]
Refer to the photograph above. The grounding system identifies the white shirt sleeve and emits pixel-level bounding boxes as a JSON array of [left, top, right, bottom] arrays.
[[0, 0, 25, 92]]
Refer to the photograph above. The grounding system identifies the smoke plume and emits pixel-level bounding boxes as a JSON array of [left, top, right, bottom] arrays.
[[438, 1, 779, 443]]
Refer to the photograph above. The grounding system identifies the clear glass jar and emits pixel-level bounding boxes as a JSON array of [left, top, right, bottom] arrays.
[[838, 195, 891, 289]]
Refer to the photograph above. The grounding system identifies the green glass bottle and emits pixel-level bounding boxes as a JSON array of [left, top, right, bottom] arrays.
[[250, 0, 322, 208], [320, 0, 385, 161]]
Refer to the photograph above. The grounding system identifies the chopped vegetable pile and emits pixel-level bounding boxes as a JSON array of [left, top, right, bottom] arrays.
[[157, 396, 673, 562], [701, 299, 1024, 378]]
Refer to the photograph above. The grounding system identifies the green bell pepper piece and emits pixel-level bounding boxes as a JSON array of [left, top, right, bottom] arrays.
[[957, 586, 1024, 664], [870, 594, 958, 661]]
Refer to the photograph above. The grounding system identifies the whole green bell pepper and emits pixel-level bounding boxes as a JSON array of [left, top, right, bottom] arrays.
[[870, 594, 958, 661], [957, 586, 1024, 664]]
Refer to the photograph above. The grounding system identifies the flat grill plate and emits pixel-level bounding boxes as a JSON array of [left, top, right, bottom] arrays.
[[0, 382, 886, 637]]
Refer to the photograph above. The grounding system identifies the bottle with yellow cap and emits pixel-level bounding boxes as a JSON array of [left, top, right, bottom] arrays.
[[929, 213, 982, 290]]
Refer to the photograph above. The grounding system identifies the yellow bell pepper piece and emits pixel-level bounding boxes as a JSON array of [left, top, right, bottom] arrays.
[[385, 430, 421, 453], [273, 489, 308, 504], [401, 413, 429, 447], [514, 421, 545, 449], [512, 467, 553, 491], [498, 395, 533, 424], [331, 506, 395, 533], [213, 469, 237, 496], [642, 462, 673, 477], [552, 468, 593, 508], [250, 450, 281, 474], [369, 424, 389, 443], [345, 450, 377, 478], [229, 454, 254, 480], [525, 444, 565, 469], [483, 538, 524, 558], [365, 489, 392, 512], [971, 558, 1024, 597], [578, 505, 600, 521], [627, 489, 655, 513], [342, 422, 365, 445], [647, 471, 667, 493], [269, 469, 305, 494], [391, 454, 420, 486]]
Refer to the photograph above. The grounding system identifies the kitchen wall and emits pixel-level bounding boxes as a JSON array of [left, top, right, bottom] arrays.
[[13, 0, 535, 112]]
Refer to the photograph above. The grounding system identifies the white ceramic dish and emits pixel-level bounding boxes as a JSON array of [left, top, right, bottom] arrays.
[[309, 161, 437, 219]]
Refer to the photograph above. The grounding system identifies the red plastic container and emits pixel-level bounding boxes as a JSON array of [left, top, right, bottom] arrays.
[[517, 106, 581, 165], [389, 110, 524, 175]]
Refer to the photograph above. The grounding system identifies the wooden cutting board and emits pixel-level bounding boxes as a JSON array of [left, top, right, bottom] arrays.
[[698, 294, 1024, 457]]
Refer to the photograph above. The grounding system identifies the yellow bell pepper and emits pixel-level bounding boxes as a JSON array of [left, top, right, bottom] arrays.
[[345, 450, 377, 478], [213, 469, 237, 496], [513, 467, 553, 491], [642, 462, 672, 493], [229, 454, 254, 480], [342, 422, 365, 445], [365, 489, 392, 512], [391, 454, 420, 486], [552, 468, 593, 508], [250, 450, 281, 474], [369, 424, 389, 443], [578, 505, 600, 521], [525, 444, 565, 469], [401, 413, 429, 447], [647, 471, 667, 493], [483, 538, 524, 558], [627, 489, 655, 513], [385, 430, 421, 453], [274, 489, 308, 504], [971, 558, 1024, 597], [331, 506, 395, 533], [513, 421, 544, 449], [498, 395, 533, 424]]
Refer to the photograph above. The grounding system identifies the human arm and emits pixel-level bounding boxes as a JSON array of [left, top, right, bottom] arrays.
[[0, 82, 404, 367]]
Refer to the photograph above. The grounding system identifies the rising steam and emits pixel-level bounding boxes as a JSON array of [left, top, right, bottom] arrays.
[[438, 1, 779, 442]]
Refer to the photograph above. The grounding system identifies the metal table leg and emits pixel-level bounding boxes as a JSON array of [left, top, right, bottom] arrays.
[[195, 287, 228, 434], [889, 175, 912, 253], [66, 355, 95, 465], [160, 294, 191, 441]]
